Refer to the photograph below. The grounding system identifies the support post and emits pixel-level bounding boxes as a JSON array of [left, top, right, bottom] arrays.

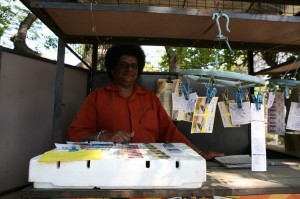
[[52, 38, 65, 144]]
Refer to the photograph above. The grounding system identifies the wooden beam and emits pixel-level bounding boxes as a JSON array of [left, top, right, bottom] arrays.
[[212, 0, 300, 6]]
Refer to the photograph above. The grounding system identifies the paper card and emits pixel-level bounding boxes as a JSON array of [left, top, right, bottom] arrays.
[[267, 92, 285, 135], [38, 150, 103, 162], [191, 114, 204, 133], [172, 93, 184, 110], [172, 92, 198, 122], [194, 97, 206, 115], [251, 103, 266, 172], [266, 92, 275, 109], [229, 101, 251, 125], [286, 102, 300, 131], [156, 79, 173, 117], [191, 97, 218, 133], [218, 100, 240, 128], [186, 92, 198, 113]]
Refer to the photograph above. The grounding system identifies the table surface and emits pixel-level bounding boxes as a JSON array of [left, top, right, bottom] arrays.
[[20, 159, 300, 198]]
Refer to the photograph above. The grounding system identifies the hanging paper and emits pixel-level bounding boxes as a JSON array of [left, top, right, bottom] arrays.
[[229, 101, 251, 125], [191, 97, 218, 133], [156, 79, 173, 117], [251, 103, 267, 171], [267, 92, 285, 135], [172, 92, 197, 122], [156, 79, 181, 117], [218, 100, 240, 128], [286, 102, 300, 131], [266, 92, 275, 109]]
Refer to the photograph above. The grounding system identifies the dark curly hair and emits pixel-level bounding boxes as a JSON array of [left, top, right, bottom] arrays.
[[104, 45, 146, 79]]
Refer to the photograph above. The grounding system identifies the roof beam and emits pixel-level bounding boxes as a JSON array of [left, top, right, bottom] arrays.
[[226, 0, 300, 6]]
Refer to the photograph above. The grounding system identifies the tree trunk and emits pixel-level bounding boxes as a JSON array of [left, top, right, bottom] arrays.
[[10, 12, 40, 56], [165, 46, 182, 72], [77, 44, 110, 70]]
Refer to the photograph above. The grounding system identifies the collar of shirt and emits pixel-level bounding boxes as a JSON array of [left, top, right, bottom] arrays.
[[104, 82, 147, 95]]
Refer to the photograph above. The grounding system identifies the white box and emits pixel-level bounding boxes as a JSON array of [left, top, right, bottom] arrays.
[[29, 143, 206, 189]]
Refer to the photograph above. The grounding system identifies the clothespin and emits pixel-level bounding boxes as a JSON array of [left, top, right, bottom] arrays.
[[222, 88, 229, 106], [251, 89, 263, 111], [222, 88, 230, 111], [236, 87, 243, 108], [284, 86, 290, 99], [206, 77, 217, 104], [182, 78, 190, 100], [178, 81, 183, 97], [245, 89, 250, 102]]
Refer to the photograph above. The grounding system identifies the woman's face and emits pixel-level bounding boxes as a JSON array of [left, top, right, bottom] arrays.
[[111, 55, 139, 88]]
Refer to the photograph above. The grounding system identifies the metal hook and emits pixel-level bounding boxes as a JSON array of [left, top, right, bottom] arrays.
[[212, 12, 234, 57], [212, 12, 230, 41]]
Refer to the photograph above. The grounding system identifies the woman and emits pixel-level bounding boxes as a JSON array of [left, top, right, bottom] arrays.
[[68, 44, 223, 160]]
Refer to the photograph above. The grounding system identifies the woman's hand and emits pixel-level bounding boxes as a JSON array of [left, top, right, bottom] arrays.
[[102, 130, 134, 143]]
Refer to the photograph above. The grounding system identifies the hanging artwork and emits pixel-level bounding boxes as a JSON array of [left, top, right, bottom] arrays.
[[286, 102, 300, 131], [229, 101, 252, 126], [156, 79, 181, 117], [172, 92, 198, 122], [267, 92, 286, 135], [218, 100, 240, 128], [191, 97, 218, 133]]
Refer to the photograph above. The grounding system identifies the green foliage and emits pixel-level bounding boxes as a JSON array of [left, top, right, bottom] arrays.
[[44, 35, 58, 50], [0, 3, 15, 37], [161, 46, 248, 72]]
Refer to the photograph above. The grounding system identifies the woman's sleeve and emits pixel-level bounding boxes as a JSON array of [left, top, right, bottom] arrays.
[[155, 94, 191, 144], [68, 92, 98, 142]]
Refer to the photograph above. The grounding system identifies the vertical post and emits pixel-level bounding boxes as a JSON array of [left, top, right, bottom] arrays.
[[52, 38, 65, 144], [247, 50, 254, 155], [0, 47, 3, 73], [247, 50, 254, 76], [90, 44, 98, 91]]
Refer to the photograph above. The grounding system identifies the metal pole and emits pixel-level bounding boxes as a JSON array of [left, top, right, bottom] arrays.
[[52, 38, 65, 144]]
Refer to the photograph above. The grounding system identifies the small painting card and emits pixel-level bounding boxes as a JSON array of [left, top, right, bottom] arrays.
[[251, 103, 267, 172], [286, 102, 300, 131], [191, 97, 218, 133], [229, 101, 251, 125], [218, 100, 240, 128]]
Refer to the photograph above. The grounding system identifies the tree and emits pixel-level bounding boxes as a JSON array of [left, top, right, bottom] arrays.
[[161, 46, 248, 73], [75, 44, 110, 70], [0, 2, 15, 39], [10, 12, 39, 56]]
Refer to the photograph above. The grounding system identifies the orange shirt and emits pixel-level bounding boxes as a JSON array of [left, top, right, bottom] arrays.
[[68, 82, 190, 144]]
